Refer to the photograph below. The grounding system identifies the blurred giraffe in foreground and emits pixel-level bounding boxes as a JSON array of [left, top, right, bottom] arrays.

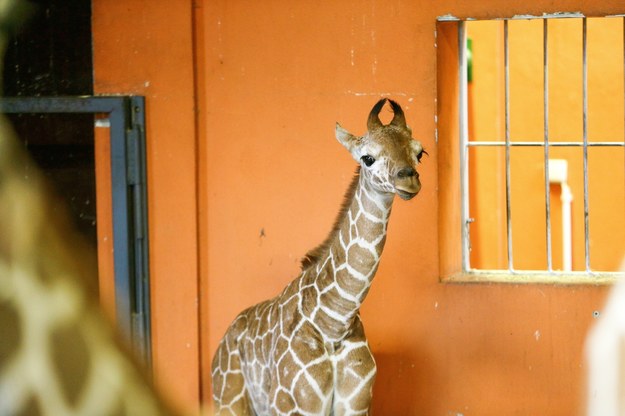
[[0, 1, 177, 414], [0, 110, 178, 415]]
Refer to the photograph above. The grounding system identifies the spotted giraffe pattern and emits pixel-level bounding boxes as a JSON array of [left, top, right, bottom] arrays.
[[0, 5, 176, 409], [0, 121, 176, 415], [212, 99, 424, 415]]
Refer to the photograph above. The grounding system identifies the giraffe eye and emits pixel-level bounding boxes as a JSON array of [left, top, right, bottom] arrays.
[[361, 155, 375, 167], [417, 149, 428, 162]]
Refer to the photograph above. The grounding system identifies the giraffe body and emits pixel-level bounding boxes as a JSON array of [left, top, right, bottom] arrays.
[[212, 99, 424, 415]]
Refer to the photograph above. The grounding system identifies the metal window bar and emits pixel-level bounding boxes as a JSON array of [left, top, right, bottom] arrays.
[[459, 16, 625, 279], [543, 19, 553, 272], [459, 20, 471, 271], [503, 19, 514, 272], [582, 18, 591, 272], [467, 141, 624, 147]]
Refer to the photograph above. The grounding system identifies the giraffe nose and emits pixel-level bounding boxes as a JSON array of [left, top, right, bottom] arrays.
[[397, 167, 417, 179]]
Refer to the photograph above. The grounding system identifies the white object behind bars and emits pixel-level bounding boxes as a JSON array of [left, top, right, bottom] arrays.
[[548, 159, 573, 271]]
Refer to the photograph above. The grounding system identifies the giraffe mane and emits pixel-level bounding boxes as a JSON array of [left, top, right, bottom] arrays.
[[301, 166, 361, 270]]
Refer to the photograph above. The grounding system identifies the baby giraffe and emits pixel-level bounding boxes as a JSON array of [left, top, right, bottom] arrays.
[[212, 98, 424, 415]]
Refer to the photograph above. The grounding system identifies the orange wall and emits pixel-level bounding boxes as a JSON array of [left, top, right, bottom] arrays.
[[93, 1, 625, 415], [92, 1, 200, 411], [468, 18, 625, 272]]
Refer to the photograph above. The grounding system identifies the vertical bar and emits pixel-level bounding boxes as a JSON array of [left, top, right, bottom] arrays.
[[130, 96, 152, 368], [582, 17, 591, 271], [543, 19, 553, 272], [504, 19, 514, 271], [458, 20, 471, 271], [109, 102, 133, 342]]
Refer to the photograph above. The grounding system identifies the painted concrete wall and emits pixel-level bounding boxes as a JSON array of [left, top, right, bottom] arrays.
[[93, 1, 200, 410], [93, 1, 625, 414]]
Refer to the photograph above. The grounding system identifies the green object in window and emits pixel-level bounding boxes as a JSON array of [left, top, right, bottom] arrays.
[[467, 37, 473, 83]]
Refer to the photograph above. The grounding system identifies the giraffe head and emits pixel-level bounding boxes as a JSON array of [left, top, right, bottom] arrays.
[[336, 98, 425, 200]]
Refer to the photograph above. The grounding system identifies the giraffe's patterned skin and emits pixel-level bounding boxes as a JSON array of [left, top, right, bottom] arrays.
[[0, 114, 176, 416], [212, 99, 424, 415], [0, 4, 176, 409]]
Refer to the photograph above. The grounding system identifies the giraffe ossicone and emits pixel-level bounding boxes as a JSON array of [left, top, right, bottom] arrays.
[[212, 98, 424, 415]]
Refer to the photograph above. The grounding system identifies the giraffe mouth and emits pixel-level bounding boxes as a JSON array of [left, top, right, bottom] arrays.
[[396, 188, 419, 200], [394, 174, 420, 200], [395, 175, 421, 201]]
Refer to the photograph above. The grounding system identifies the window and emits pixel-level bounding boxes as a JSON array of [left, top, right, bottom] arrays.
[[437, 15, 625, 284]]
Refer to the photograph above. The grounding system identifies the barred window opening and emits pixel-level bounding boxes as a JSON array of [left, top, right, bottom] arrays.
[[442, 15, 625, 282]]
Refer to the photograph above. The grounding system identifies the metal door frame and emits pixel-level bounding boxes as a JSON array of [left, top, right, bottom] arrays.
[[0, 95, 151, 366]]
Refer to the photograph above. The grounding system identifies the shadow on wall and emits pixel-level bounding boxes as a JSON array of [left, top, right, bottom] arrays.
[[372, 348, 438, 414]]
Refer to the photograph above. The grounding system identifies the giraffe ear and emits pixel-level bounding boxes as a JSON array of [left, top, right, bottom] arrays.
[[335, 123, 362, 160]]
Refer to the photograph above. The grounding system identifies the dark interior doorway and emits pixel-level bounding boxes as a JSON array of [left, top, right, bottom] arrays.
[[3, 0, 95, 246]]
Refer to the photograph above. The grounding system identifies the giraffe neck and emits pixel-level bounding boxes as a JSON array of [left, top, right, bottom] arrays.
[[301, 171, 394, 342]]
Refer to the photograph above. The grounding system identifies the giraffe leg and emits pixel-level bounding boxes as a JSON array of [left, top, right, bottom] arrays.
[[211, 328, 254, 415], [332, 316, 376, 416]]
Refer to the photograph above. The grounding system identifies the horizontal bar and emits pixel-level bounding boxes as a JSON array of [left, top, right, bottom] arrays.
[[0, 96, 127, 114], [466, 267, 624, 275], [437, 12, 586, 22], [443, 270, 624, 286], [511, 12, 585, 20], [467, 140, 624, 147]]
